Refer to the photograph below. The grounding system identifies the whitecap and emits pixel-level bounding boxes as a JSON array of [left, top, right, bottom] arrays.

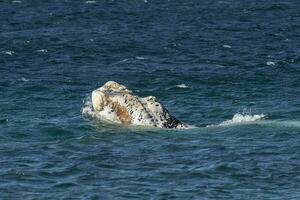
[[2, 51, 14, 56], [20, 77, 29, 82], [207, 113, 266, 127], [85, 0, 97, 3], [12, 0, 22, 3], [36, 49, 48, 53], [176, 84, 189, 88], [266, 61, 275, 66], [135, 56, 145, 60], [222, 44, 231, 48]]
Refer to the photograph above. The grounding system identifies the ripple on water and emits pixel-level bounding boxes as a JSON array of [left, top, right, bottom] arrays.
[[1, 0, 300, 199], [0, 118, 8, 124]]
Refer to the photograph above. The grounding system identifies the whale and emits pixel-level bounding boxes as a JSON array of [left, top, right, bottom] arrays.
[[91, 81, 187, 128]]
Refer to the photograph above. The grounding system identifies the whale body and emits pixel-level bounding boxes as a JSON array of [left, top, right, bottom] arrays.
[[91, 81, 187, 128]]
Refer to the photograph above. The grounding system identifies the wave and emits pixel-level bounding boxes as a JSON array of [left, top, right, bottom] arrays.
[[207, 113, 266, 127], [259, 120, 300, 128]]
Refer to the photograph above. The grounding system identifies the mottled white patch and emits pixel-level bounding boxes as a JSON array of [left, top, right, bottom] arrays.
[[90, 81, 187, 128]]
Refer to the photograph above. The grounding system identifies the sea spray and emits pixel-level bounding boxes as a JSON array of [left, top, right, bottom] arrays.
[[82, 95, 98, 119], [207, 113, 266, 127]]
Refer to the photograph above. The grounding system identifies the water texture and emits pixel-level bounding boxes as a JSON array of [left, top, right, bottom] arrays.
[[1, 0, 300, 199]]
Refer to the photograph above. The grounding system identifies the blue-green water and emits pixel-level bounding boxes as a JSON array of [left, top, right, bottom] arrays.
[[1, 0, 300, 199]]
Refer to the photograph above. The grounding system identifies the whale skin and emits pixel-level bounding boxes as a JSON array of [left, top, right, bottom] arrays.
[[91, 81, 187, 128]]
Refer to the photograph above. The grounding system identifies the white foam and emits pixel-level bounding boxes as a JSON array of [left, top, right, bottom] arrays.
[[176, 84, 189, 88], [12, 0, 22, 3], [208, 113, 266, 127], [82, 95, 98, 118], [222, 44, 231, 48], [36, 49, 48, 53], [135, 56, 145, 60], [20, 77, 29, 82], [82, 95, 116, 123], [85, 1, 97, 3], [266, 61, 275, 66], [2, 51, 14, 56]]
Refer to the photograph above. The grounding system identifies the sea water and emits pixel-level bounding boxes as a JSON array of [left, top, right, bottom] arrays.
[[1, 1, 300, 199]]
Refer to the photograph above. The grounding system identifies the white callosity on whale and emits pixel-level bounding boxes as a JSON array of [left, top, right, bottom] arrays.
[[91, 81, 187, 128]]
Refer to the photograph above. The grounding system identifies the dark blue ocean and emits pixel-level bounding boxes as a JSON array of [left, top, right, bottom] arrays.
[[1, 0, 300, 199]]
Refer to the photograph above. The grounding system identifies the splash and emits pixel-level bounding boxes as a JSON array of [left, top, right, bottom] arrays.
[[82, 95, 117, 123], [82, 95, 98, 119], [208, 113, 266, 127]]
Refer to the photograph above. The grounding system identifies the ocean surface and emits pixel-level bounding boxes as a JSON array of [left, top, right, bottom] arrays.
[[1, 0, 300, 199]]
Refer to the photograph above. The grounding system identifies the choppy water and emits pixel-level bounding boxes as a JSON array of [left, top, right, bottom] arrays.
[[1, 0, 300, 199]]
